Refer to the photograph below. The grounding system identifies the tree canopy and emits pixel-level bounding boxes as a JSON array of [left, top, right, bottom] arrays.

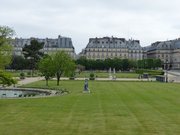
[[0, 26, 14, 69], [38, 56, 54, 86], [22, 39, 44, 70], [0, 26, 16, 86], [52, 51, 76, 85]]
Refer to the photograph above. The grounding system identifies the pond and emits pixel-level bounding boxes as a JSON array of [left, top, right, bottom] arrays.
[[0, 88, 56, 98]]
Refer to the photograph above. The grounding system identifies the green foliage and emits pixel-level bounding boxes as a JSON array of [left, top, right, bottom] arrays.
[[0, 26, 14, 69], [20, 72, 25, 79], [22, 39, 44, 70], [136, 69, 164, 76], [0, 26, 15, 86], [76, 57, 137, 71], [9, 55, 28, 70], [52, 51, 76, 85], [137, 59, 162, 69], [38, 56, 55, 86], [89, 72, 95, 80], [0, 70, 16, 86]]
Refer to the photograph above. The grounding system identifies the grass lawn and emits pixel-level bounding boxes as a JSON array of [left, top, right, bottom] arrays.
[[0, 81, 180, 135], [75, 71, 139, 78], [8, 70, 139, 78]]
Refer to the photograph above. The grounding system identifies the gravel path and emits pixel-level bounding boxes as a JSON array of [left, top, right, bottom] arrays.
[[18, 77, 44, 86]]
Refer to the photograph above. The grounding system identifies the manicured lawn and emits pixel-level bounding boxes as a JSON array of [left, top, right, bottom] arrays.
[[75, 71, 139, 78], [0, 81, 180, 135], [8, 70, 139, 78]]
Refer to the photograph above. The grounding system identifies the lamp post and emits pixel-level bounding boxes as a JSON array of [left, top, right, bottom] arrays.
[[165, 60, 168, 83]]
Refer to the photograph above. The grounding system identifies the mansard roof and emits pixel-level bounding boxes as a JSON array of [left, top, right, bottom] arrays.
[[85, 37, 142, 49], [145, 38, 180, 51], [156, 41, 171, 50], [173, 39, 180, 49], [12, 35, 74, 49]]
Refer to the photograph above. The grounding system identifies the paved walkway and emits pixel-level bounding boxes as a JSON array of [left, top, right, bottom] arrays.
[[17, 77, 155, 86], [17, 77, 44, 86], [167, 70, 180, 82], [58, 77, 155, 81]]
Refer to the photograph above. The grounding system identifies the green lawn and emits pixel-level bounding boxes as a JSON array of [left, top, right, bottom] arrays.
[[8, 70, 139, 78], [0, 81, 180, 135], [75, 71, 139, 78]]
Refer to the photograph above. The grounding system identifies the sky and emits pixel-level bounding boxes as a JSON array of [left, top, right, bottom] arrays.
[[1, 0, 180, 53]]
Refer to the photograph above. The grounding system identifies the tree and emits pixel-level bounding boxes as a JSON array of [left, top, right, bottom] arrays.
[[38, 56, 55, 86], [0, 26, 14, 69], [122, 59, 129, 71], [52, 51, 76, 86], [0, 71, 16, 87], [154, 59, 162, 69], [22, 39, 44, 73], [0, 26, 16, 86], [9, 55, 28, 70]]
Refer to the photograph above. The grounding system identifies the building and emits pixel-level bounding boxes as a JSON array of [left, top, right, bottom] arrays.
[[79, 36, 143, 60], [12, 35, 76, 58], [144, 38, 180, 69]]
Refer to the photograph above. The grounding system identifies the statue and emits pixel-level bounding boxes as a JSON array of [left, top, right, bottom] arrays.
[[109, 67, 112, 79], [113, 68, 116, 80], [84, 79, 89, 92]]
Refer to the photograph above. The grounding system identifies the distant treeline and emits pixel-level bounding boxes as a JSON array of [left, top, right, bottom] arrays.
[[76, 57, 162, 71], [8, 55, 162, 71]]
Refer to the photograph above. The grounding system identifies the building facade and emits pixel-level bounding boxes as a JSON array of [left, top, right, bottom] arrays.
[[144, 38, 180, 69], [12, 35, 76, 58], [79, 37, 143, 60]]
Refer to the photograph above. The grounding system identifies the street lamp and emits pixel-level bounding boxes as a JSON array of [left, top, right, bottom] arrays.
[[165, 60, 168, 83]]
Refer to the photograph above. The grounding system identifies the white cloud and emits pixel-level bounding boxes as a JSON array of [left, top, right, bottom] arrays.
[[0, 0, 180, 53]]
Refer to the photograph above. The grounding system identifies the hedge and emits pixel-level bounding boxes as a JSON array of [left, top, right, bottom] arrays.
[[135, 69, 164, 76]]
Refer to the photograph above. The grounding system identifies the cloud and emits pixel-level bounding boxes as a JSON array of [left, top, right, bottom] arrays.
[[0, 0, 180, 53]]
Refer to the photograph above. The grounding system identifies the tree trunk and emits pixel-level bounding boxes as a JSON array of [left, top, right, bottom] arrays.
[[57, 72, 60, 86], [57, 77, 60, 86], [46, 79, 48, 86], [56, 72, 62, 86]]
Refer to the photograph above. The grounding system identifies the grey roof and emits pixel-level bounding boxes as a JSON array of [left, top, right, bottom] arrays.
[[85, 37, 142, 49], [145, 38, 180, 52], [12, 35, 74, 49], [173, 40, 180, 49]]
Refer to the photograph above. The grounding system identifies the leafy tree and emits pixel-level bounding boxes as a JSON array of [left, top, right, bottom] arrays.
[[76, 56, 88, 68], [76, 64, 85, 74], [22, 39, 44, 74], [122, 59, 129, 71], [0, 71, 16, 86], [0, 26, 14, 69], [0, 26, 16, 86], [154, 59, 162, 69], [9, 55, 28, 70], [38, 56, 55, 86], [52, 51, 76, 86]]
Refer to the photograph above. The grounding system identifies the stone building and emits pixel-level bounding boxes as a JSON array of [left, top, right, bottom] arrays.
[[80, 37, 143, 60], [144, 38, 180, 69], [12, 35, 76, 58]]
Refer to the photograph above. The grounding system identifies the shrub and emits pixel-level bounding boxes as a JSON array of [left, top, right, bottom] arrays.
[[27, 71, 31, 76], [89, 72, 95, 80], [20, 72, 25, 79], [136, 69, 164, 76]]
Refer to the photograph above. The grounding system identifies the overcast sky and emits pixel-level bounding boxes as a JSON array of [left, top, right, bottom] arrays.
[[1, 0, 180, 53]]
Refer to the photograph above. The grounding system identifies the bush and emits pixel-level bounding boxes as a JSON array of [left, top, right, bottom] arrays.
[[20, 72, 25, 79], [89, 72, 95, 80], [136, 69, 164, 76], [27, 71, 31, 76]]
